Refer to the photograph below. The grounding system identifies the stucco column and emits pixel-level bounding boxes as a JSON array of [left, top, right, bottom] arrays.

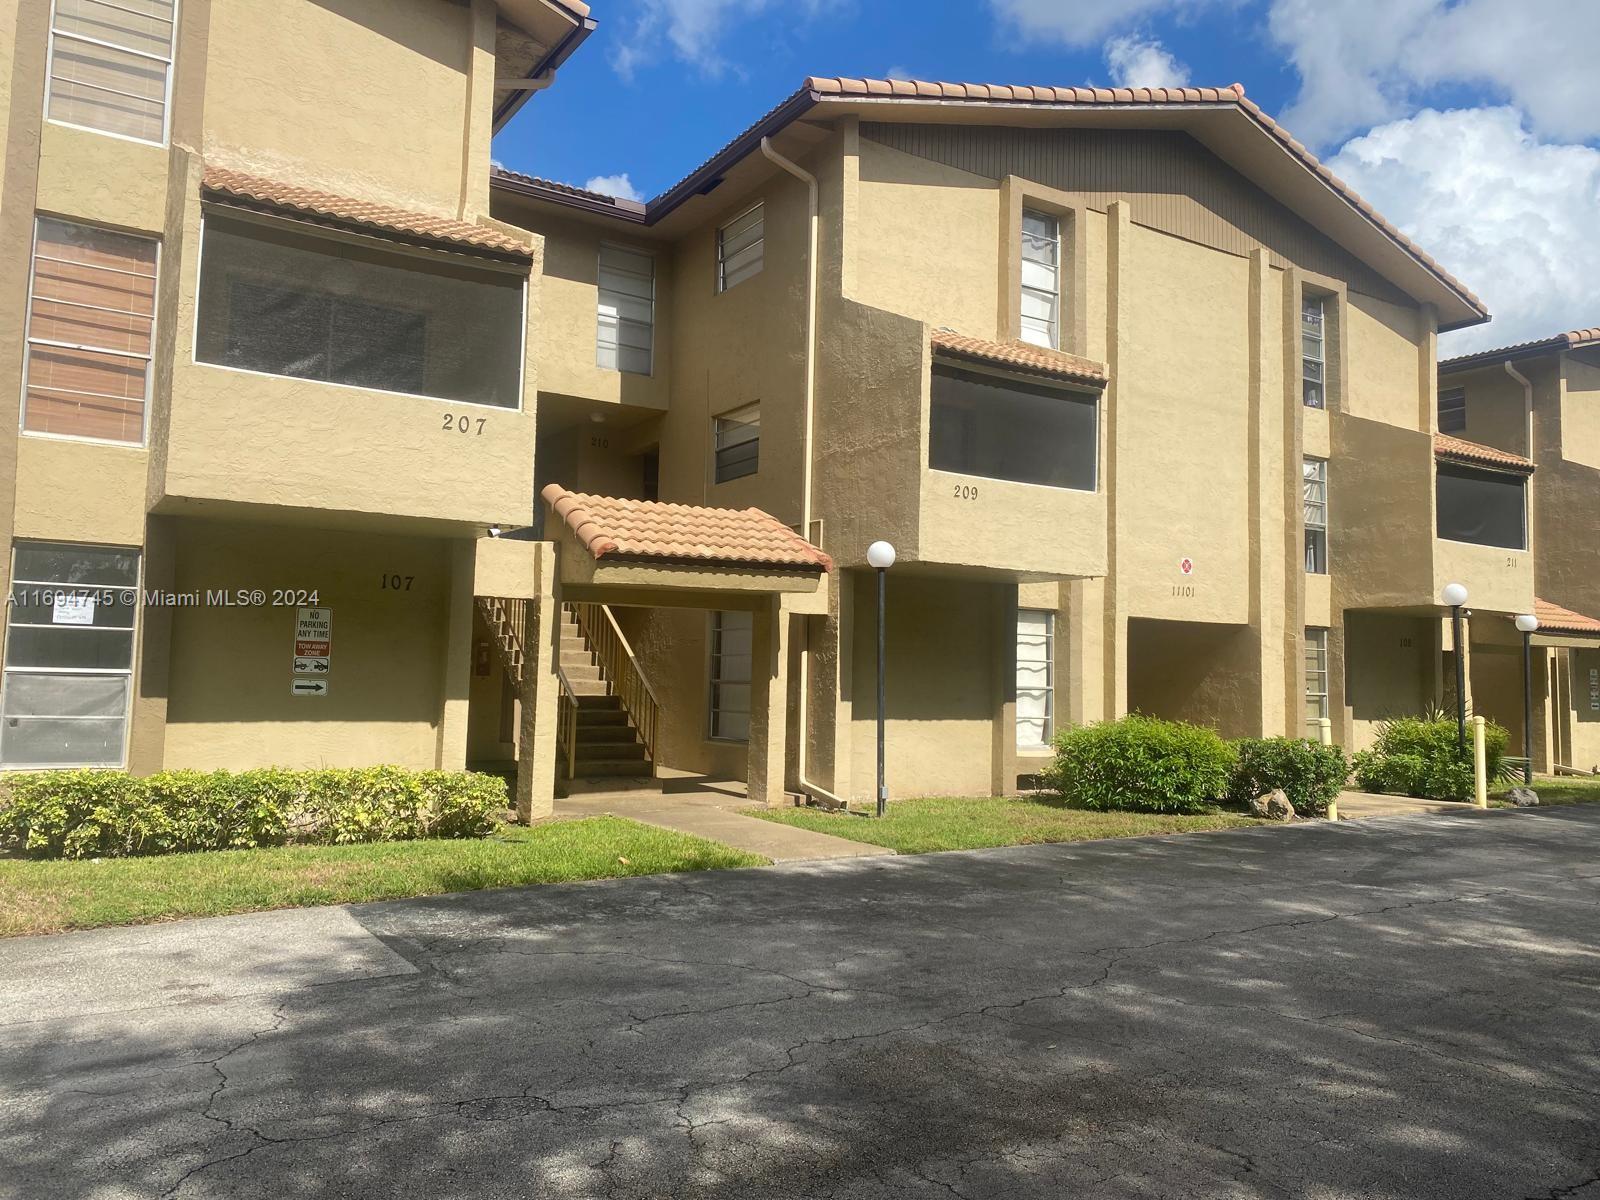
[[991, 581, 1019, 796], [1102, 200, 1130, 721], [1530, 647, 1554, 772], [127, 516, 175, 775], [747, 596, 791, 807], [436, 539, 475, 770], [515, 545, 560, 822], [809, 572, 854, 800]]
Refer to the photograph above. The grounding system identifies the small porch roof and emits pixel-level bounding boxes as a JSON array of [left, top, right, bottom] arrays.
[[1534, 597, 1600, 640], [1433, 432, 1534, 475], [541, 485, 832, 572]]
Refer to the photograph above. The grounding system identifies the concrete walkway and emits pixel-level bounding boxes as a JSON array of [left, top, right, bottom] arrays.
[[1337, 790, 1481, 819], [557, 782, 888, 863]]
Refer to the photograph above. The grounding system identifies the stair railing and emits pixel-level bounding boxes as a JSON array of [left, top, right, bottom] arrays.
[[475, 597, 528, 687], [555, 665, 578, 780], [569, 602, 661, 771]]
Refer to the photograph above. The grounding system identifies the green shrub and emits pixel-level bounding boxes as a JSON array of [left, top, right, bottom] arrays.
[[1043, 715, 1235, 815], [0, 767, 507, 860], [1227, 737, 1348, 817], [1350, 714, 1509, 801]]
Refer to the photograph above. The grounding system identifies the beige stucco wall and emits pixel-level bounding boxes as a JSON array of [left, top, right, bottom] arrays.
[[200, 0, 479, 214], [1339, 291, 1428, 431], [1559, 353, 1600, 470], [162, 518, 460, 769], [1433, 537, 1533, 617], [1341, 612, 1435, 751], [1446, 362, 1530, 455], [1126, 619, 1259, 739], [11, 440, 149, 547]]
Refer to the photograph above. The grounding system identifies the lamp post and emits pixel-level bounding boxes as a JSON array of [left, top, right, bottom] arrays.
[[1515, 612, 1540, 785], [866, 540, 896, 818], [1442, 582, 1469, 754]]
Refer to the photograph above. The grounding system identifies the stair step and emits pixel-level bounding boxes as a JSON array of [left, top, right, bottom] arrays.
[[568, 679, 610, 697], [562, 776, 663, 796], [576, 724, 641, 744], [571, 759, 653, 777], [575, 693, 623, 710], [576, 741, 646, 762]]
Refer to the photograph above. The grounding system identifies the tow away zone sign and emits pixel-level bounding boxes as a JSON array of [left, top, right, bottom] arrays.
[[293, 607, 331, 697]]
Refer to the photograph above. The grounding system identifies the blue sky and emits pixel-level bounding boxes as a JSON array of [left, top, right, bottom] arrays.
[[492, 0, 1600, 353]]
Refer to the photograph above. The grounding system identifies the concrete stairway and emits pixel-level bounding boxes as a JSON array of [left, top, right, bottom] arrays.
[[559, 606, 656, 794]]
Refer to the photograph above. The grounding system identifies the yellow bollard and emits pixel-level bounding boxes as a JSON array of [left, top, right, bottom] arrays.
[[1317, 719, 1339, 820], [1472, 715, 1488, 808]]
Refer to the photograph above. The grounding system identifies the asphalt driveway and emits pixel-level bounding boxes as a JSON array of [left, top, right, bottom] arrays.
[[3, 807, 1599, 1199]]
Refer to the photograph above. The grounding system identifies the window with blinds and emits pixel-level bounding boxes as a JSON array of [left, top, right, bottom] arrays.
[[47, 0, 177, 144], [1020, 208, 1061, 349], [1438, 386, 1467, 434], [22, 217, 157, 444], [0, 541, 141, 769], [713, 403, 759, 483], [1303, 458, 1328, 574], [1302, 294, 1326, 409], [1016, 610, 1055, 749], [708, 611, 752, 741], [717, 203, 763, 292], [596, 244, 654, 375], [1305, 628, 1329, 733]]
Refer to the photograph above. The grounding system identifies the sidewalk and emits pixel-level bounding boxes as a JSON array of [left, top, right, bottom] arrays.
[[1337, 791, 1481, 819], [557, 783, 889, 863]]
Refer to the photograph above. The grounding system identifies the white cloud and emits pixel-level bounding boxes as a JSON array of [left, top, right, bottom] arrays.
[[582, 173, 644, 202], [988, 0, 1227, 44], [1103, 35, 1190, 88], [1327, 107, 1600, 353], [884, 64, 913, 81], [1271, 0, 1600, 149], [611, 0, 839, 78]]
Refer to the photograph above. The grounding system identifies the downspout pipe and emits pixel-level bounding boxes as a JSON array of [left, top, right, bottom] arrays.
[[759, 135, 845, 809], [1504, 360, 1534, 459]]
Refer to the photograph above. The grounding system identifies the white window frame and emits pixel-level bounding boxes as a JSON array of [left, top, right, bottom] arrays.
[[190, 211, 529, 413], [716, 202, 764, 293], [1019, 208, 1061, 350], [596, 242, 654, 376], [1305, 627, 1329, 734], [1016, 609, 1055, 750], [1301, 293, 1326, 409], [0, 540, 143, 770], [1438, 385, 1467, 434], [707, 610, 752, 743], [20, 215, 159, 449], [44, 0, 179, 148], [712, 402, 760, 484], [1303, 457, 1328, 575]]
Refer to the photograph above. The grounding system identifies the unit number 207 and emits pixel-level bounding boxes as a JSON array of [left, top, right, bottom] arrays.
[[442, 413, 486, 435]]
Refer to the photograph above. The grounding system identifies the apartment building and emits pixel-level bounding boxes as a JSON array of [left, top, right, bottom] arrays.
[[8, 1, 1575, 816], [487, 76, 1518, 814], [0, 0, 596, 813], [1433, 330, 1600, 773]]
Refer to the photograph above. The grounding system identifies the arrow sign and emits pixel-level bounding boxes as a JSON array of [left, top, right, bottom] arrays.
[[291, 678, 329, 697]]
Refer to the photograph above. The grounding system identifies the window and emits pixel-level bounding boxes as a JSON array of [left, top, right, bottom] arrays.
[[47, 0, 177, 144], [1016, 610, 1054, 749], [717, 203, 763, 292], [1301, 294, 1326, 409], [1, 542, 140, 768], [1303, 458, 1328, 574], [1020, 208, 1061, 349], [22, 218, 157, 444], [194, 215, 525, 407], [1438, 386, 1467, 434], [1436, 464, 1526, 550], [1305, 628, 1329, 733], [713, 403, 759, 483], [929, 365, 1097, 490], [708, 611, 752, 741], [597, 244, 653, 375]]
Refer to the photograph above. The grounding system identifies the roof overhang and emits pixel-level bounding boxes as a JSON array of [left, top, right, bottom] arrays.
[[491, 79, 1488, 330], [1439, 327, 1600, 374], [491, 0, 596, 132]]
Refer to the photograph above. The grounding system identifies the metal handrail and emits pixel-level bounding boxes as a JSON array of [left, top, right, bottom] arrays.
[[569, 601, 660, 771]]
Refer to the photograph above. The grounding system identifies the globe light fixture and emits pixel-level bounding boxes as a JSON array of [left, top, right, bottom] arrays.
[[1515, 613, 1540, 784]]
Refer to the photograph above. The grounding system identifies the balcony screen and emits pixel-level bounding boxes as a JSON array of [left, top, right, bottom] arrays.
[[195, 216, 524, 407], [1435, 463, 1526, 549], [929, 365, 1097, 490]]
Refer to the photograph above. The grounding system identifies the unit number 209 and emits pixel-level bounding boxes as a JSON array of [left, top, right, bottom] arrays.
[[442, 413, 486, 435], [953, 483, 979, 500]]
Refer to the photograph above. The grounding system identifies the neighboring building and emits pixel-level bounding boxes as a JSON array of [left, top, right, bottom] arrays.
[[0, 0, 596, 813], [489, 76, 1504, 814], [1436, 330, 1600, 773]]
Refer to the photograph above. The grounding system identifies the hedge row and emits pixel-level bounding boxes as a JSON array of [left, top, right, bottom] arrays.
[[1041, 715, 1349, 817], [0, 767, 508, 860], [1352, 714, 1508, 802]]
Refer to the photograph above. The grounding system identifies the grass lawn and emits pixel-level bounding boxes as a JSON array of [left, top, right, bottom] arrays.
[[1491, 776, 1600, 807], [0, 816, 766, 939], [751, 794, 1267, 855]]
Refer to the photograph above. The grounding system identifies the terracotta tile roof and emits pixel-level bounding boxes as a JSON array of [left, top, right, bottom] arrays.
[[930, 329, 1108, 387], [1439, 326, 1600, 370], [491, 167, 646, 217], [1433, 432, 1535, 474], [1534, 598, 1600, 637], [203, 167, 534, 259], [541, 485, 832, 572]]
